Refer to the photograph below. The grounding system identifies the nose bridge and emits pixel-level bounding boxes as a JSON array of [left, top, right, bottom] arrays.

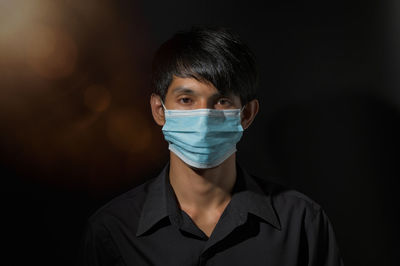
[[198, 98, 213, 109], [206, 97, 214, 109]]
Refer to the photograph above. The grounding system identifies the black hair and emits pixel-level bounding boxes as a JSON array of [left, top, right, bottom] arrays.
[[151, 26, 258, 105]]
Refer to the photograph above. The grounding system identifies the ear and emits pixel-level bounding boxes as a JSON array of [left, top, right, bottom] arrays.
[[241, 99, 259, 130], [150, 93, 165, 126]]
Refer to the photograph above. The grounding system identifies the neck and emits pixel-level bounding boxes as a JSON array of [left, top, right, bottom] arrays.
[[169, 152, 237, 211]]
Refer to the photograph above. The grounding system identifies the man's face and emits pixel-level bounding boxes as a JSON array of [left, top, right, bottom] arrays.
[[150, 75, 258, 130], [163, 76, 242, 110]]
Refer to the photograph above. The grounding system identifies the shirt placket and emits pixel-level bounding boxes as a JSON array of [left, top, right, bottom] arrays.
[[197, 206, 248, 266]]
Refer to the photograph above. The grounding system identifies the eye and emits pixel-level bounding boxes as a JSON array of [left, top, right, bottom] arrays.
[[178, 97, 192, 104], [217, 98, 232, 106]]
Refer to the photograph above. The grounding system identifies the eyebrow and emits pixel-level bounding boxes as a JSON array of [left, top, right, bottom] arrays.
[[171, 86, 233, 99], [171, 87, 197, 95]]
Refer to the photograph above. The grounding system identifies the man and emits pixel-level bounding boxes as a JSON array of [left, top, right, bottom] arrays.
[[82, 27, 344, 265]]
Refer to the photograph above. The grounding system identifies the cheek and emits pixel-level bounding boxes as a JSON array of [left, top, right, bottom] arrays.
[[163, 95, 176, 109]]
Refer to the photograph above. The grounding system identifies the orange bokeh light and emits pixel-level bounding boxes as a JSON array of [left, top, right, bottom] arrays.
[[25, 25, 77, 79], [107, 108, 152, 153], [84, 85, 111, 112]]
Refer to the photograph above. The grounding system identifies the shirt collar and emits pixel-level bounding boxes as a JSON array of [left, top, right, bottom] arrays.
[[136, 164, 170, 236], [231, 165, 281, 230], [136, 163, 281, 237]]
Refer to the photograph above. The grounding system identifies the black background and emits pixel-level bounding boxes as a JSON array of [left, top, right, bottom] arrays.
[[2, 0, 399, 265]]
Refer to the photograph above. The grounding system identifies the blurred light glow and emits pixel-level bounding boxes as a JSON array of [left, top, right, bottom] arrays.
[[25, 25, 77, 79], [107, 108, 152, 153], [0, 0, 63, 60], [84, 85, 111, 112], [0, 0, 154, 188], [0, 1, 40, 43]]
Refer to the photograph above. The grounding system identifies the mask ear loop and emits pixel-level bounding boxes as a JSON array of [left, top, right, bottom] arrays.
[[160, 99, 167, 111], [239, 105, 246, 126], [160, 99, 169, 125], [239, 104, 246, 116]]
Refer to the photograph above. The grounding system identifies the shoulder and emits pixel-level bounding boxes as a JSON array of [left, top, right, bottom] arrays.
[[249, 175, 343, 264], [251, 175, 323, 222], [88, 177, 156, 229]]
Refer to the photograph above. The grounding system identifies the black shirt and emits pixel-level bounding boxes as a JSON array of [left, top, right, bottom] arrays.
[[82, 164, 343, 266]]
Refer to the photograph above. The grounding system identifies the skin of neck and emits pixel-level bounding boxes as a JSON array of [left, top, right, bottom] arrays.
[[169, 152, 237, 212]]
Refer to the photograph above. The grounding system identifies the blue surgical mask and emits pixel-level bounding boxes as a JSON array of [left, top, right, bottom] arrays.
[[161, 104, 244, 169]]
